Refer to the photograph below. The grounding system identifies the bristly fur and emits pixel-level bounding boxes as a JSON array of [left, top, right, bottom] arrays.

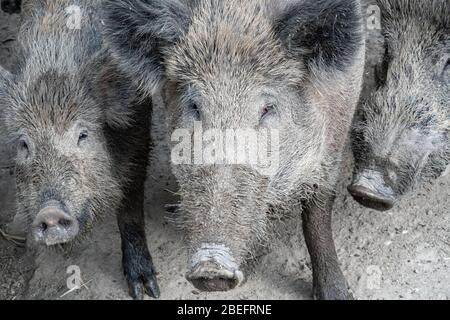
[[102, 0, 192, 96], [0, 0, 149, 246], [103, 0, 364, 97], [103, 0, 365, 273], [352, 0, 450, 198], [276, 0, 363, 71], [378, 0, 450, 30], [0, 0, 162, 300]]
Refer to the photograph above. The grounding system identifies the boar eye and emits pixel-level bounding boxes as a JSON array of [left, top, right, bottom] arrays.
[[78, 130, 89, 146], [261, 104, 276, 120], [188, 103, 201, 120], [18, 139, 30, 159]]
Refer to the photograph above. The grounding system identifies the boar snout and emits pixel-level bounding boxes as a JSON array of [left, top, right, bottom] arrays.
[[186, 244, 244, 292], [348, 170, 396, 212], [32, 203, 79, 246]]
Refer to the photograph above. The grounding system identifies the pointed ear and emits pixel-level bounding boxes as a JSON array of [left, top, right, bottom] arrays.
[[275, 0, 364, 71], [81, 52, 137, 129], [102, 0, 191, 97]]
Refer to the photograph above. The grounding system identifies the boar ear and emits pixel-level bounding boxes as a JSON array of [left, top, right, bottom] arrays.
[[82, 52, 137, 129], [102, 0, 190, 97], [275, 0, 363, 71]]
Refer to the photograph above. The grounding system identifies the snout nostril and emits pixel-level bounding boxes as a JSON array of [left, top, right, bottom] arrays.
[[41, 222, 48, 232], [188, 245, 244, 292], [58, 219, 72, 228], [33, 205, 80, 246]]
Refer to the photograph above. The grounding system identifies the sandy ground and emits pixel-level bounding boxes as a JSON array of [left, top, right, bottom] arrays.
[[0, 2, 449, 300]]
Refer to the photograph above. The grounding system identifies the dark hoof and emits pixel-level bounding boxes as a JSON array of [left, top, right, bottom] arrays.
[[126, 271, 160, 300], [123, 256, 160, 300]]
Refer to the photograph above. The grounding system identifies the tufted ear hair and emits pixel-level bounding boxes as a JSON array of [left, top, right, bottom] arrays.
[[275, 0, 364, 72], [102, 0, 191, 97]]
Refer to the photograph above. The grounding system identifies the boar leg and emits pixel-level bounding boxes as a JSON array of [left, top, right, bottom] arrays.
[[117, 178, 160, 300], [302, 192, 352, 300]]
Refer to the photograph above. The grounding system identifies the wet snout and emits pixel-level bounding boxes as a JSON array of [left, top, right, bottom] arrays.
[[348, 169, 396, 211], [186, 244, 244, 292], [32, 202, 79, 246]]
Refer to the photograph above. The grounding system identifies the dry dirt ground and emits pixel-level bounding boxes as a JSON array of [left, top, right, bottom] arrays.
[[0, 2, 449, 300]]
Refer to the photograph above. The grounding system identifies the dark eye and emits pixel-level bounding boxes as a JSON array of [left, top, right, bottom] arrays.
[[78, 130, 88, 145], [261, 104, 276, 120], [443, 58, 450, 79], [18, 139, 30, 159], [188, 102, 201, 120]]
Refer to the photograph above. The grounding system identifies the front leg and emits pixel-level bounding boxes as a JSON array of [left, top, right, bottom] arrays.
[[117, 186, 160, 300], [302, 191, 352, 300]]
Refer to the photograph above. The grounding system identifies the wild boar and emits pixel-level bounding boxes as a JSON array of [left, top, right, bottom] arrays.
[[0, 0, 159, 299], [349, 0, 450, 211], [103, 0, 365, 299]]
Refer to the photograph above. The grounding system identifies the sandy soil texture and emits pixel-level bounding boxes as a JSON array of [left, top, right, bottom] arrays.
[[0, 1, 448, 300]]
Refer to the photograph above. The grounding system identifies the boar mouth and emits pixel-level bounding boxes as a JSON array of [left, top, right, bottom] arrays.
[[187, 262, 243, 292], [348, 169, 397, 211], [348, 183, 396, 211]]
